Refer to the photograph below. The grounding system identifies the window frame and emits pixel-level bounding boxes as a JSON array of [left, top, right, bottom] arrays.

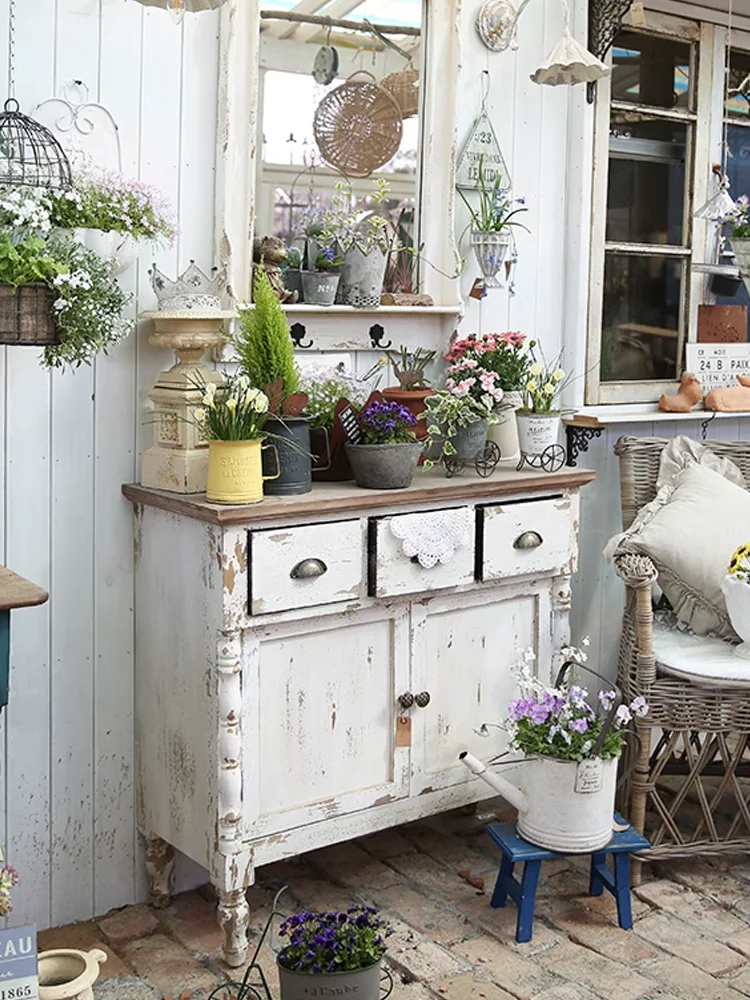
[[585, 10, 722, 405]]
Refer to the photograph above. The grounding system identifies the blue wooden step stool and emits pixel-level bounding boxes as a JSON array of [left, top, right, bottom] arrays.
[[486, 815, 650, 943]]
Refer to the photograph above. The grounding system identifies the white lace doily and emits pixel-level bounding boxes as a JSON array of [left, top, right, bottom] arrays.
[[390, 507, 472, 569]]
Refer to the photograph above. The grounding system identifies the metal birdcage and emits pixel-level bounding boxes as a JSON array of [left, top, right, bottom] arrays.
[[0, 98, 72, 190]]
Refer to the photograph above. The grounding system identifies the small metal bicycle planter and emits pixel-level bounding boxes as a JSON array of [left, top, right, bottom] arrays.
[[207, 887, 393, 1000], [516, 444, 566, 474], [445, 440, 501, 478]]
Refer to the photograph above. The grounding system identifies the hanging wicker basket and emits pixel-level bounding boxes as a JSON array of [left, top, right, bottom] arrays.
[[0, 283, 59, 345], [313, 71, 403, 178], [381, 67, 420, 119]]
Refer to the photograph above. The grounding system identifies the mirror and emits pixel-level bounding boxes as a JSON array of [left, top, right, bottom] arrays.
[[255, 1, 425, 298]]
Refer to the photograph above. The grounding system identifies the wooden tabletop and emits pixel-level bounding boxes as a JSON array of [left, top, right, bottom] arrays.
[[0, 567, 48, 611], [122, 466, 595, 527]]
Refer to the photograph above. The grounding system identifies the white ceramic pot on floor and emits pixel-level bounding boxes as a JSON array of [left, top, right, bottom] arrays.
[[38, 948, 107, 1000]]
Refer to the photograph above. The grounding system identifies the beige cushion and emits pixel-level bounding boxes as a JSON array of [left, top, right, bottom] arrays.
[[654, 622, 750, 688], [657, 435, 745, 490], [605, 461, 750, 639]]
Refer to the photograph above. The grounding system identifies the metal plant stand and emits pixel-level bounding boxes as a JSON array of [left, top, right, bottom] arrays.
[[445, 440, 501, 478], [516, 444, 566, 473]]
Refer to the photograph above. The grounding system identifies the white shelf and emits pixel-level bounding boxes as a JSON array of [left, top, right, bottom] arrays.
[[567, 405, 750, 426]]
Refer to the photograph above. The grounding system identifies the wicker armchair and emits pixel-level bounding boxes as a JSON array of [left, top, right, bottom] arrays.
[[614, 435, 750, 862]]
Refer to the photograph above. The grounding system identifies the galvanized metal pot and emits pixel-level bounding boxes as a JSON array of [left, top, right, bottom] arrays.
[[340, 246, 387, 308], [449, 418, 488, 461], [262, 417, 322, 496], [277, 958, 388, 1000], [731, 238, 750, 298], [301, 271, 340, 306], [346, 442, 422, 489]]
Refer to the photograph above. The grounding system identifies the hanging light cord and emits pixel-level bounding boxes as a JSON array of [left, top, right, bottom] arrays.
[[7, 0, 15, 100]]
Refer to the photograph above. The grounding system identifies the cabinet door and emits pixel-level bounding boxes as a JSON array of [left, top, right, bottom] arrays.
[[409, 587, 549, 796], [241, 606, 410, 839]]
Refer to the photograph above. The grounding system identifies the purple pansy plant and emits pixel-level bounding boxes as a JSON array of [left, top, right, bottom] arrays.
[[358, 399, 417, 445], [277, 906, 392, 974], [480, 641, 648, 763]]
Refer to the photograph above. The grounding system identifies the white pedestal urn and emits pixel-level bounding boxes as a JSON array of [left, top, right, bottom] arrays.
[[140, 310, 234, 494], [471, 230, 511, 288], [516, 411, 561, 457], [489, 391, 522, 463]]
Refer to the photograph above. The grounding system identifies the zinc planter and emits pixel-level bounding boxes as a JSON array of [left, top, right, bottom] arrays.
[[346, 441, 422, 489], [206, 439, 280, 504], [449, 418, 488, 461], [262, 416, 329, 496], [340, 245, 388, 308], [38, 948, 107, 1000], [471, 230, 511, 288], [301, 271, 340, 306], [731, 238, 750, 298], [277, 958, 387, 1000], [517, 412, 561, 457], [489, 391, 522, 462], [283, 268, 303, 301]]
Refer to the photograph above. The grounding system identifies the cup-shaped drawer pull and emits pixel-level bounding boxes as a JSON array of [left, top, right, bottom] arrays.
[[514, 530, 543, 550], [290, 558, 328, 580]]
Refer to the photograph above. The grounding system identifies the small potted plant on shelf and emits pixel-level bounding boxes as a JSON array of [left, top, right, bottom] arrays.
[[280, 245, 303, 302], [517, 343, 571, 459], [460, 642, 648, 853], [234, 268, 319, 496], [48, 165, 176, 275], [193, 372, 279, 505], [302, 362, 373, 481], [382, 346, 437, 440], [421, 387, 494, 470], [458, 155, 528, 289], [327, 179, 390, 308], [446, 332, 530, 460], [276, 906, 392, 1000], [300, 245, 343, 306], [347, 399, 421, 489]]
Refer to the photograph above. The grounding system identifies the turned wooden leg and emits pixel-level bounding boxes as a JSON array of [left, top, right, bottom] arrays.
[[217, 887, 250, 967], [145, 834, 175, 909]]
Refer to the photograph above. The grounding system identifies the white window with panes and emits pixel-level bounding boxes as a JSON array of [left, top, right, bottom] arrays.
[[586, 9, 750, 405]]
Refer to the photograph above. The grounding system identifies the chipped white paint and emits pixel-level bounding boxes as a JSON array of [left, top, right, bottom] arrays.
[[481, 494, 579, 581], [132, 480, 583, 965], [250, 519, 364, 615]]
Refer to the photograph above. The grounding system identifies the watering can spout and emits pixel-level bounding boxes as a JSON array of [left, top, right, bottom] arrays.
[[459, 751, 526, 812]]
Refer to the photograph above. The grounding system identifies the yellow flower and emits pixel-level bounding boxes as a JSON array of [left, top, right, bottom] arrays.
[[253, 391, 269, 413], [526, 380, 537, 393], [552, 368, 565, 382], [530, 362, 543, 376], [225, 396, 238, 413], [194, 408, 206, 421], [543, 382, 555, 395]]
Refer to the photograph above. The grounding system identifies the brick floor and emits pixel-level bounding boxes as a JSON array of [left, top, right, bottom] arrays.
[[35, 806, 750, 1000]]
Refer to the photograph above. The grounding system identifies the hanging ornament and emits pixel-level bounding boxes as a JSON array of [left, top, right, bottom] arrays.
[[129, 0, 228, 25], [695, 168, 737, 223], [456, 73, 511, 191], [476, 0, 531, 52], [532, 0, 609, 86], [313, 46, 339, 86]]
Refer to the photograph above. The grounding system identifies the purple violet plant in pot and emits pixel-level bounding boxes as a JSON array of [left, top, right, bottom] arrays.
[[276, 906, 393, 1000], [346, 399, 423, 489]]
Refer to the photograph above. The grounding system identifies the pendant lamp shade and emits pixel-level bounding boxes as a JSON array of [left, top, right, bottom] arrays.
[[531, 32, 609, 86], [131, 0, 228, 24]]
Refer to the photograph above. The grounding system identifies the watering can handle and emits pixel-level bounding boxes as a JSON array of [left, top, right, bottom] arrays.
[[555, 659, 623, 758]]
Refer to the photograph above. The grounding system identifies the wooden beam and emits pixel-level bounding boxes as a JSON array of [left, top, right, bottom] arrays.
[[292, 0, 371, 43], [260, 10, 422, 37], [263, 0, 330, 39]]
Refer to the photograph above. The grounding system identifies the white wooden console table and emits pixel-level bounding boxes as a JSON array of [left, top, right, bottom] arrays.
[[123, 466, 594, 965]]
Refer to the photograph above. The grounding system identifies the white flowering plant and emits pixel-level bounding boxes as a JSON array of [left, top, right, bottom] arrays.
[[193, 372, 271, 441], [301, 363, 372, 430], [49, 167, 176, 243], [0, 187, 53, 239], [520, 343, 572, 415], [478, 643, 648, 763]]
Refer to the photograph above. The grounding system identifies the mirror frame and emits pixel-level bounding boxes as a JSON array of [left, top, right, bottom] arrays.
[[213, 0, 463, 309]]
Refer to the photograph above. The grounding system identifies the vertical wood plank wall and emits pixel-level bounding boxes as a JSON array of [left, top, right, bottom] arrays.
[[2, 0, 727, 932]]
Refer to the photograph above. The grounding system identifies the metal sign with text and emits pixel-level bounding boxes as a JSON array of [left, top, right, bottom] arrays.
[[0, 925, 37, 1000], [455, 113, 511, 191], [685, 343, 750, 390]]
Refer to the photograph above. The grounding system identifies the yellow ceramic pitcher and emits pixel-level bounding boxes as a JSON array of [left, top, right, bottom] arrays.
[[206, 439, 280, 504]]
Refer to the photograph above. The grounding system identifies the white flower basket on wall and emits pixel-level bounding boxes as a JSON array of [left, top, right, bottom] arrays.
[[75, 228, 141, 276], [471, 229, 510, 288]]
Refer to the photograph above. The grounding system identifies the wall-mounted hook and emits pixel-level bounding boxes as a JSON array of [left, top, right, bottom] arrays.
[[369, 323, 391, 349], [290, 322, 314, 349]]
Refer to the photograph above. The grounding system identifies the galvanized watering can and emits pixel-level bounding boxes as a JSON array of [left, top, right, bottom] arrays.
[[460, 662, 626, 853]]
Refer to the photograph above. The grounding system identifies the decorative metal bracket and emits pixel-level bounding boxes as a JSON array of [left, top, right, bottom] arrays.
[[289, 322, 313, 349], [369, 323, 392, 349], [565, 425, 603, 467], [587, 0, 633, 102]]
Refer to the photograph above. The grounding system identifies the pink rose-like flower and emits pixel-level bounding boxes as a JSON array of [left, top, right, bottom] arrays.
[[452, 378, 475, 397]]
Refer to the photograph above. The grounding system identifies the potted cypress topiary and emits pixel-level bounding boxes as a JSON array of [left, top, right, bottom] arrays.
[[276, 906, 392, 1000], [235, 269, 325, 495]]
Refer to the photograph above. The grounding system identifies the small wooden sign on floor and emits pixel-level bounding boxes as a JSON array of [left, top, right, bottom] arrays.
[[0, 925, 37, 1000]]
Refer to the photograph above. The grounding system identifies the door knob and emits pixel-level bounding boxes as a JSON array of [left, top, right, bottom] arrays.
[[398, 692, 415, 709], [415, 691, 431, 708]]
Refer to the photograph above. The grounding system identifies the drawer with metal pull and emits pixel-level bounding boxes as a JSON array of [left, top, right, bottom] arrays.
[[368, 507, 475, 599], [248, 520, 364, 615], [478, 495, 578, 582]]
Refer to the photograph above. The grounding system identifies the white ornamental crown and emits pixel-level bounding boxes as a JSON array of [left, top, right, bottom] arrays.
[[149, 261, 227, 311]]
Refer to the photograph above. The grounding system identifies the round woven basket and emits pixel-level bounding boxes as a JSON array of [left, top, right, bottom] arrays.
[[313, 71, 403, 178], [381, 67, 420, 119]]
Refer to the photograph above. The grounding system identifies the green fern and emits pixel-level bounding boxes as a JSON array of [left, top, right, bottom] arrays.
[[235, 268, 300, 398]]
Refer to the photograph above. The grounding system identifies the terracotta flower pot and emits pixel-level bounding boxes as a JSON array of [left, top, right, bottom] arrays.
[[381, 387, 434, 440]]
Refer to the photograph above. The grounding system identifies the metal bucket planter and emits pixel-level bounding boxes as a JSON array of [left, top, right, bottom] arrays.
[[340, 245, 388, 308], [731, 238, 750, 298], [489, 391, 522, 461], [283, 268, 304, 301], [262, 416, 323, 496], [301, 271, 340, 306], [516, 412, 561, 456], [449, 418, 488, 461], [471, 230, 511, 288], [277, 958, 389, 1000], [206, 439, 280, 504], [346, 441, 422, 489]]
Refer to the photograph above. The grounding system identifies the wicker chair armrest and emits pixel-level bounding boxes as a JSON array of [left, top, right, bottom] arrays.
[[613, 553, 659, 590]]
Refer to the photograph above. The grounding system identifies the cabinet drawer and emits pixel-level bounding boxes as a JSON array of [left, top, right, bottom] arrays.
[[369, 508, 475, 599], [249, 520, 364, 615], [479, 495, 577, 581]]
